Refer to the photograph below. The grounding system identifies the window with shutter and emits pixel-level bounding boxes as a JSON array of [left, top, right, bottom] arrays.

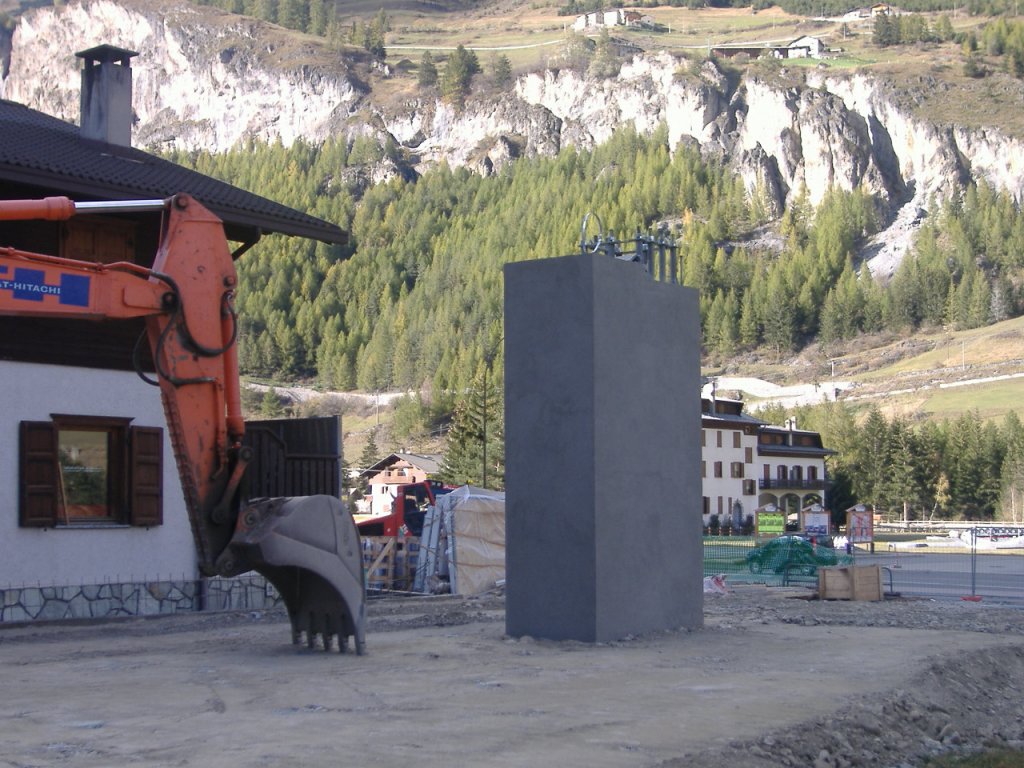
[[18, 417, 163, 528]]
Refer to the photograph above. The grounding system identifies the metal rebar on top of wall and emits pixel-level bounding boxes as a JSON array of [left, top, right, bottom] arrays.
[[580, 212, 678, 285]]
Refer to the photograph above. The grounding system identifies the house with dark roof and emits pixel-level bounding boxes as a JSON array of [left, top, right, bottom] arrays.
[[0, 45, 345, 622], [756, 417, 834, 517], [358, 452, 444, 518]]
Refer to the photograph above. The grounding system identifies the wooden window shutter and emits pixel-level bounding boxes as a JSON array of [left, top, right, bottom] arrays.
[[19, 421, 59, 528], [129, 426, 163, 527]]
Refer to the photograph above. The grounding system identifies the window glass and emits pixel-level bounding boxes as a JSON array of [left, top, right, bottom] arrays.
[[58, 429, 111, 520]]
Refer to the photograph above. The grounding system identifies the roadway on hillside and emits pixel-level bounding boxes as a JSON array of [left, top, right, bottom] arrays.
[[710, 368, 1024, 412]]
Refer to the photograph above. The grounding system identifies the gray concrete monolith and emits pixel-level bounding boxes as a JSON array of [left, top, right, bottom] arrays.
[[504, 252, 703, 642]]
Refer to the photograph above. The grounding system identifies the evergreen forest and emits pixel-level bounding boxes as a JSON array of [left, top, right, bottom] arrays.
[[168, 125, 1024, 395], [760, 402, 1024, 524], [170, 119, 1024, 513]]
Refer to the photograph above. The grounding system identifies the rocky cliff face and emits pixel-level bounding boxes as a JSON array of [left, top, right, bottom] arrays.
[[4, 0, 1023, 272], [1, 0, 368, 150]]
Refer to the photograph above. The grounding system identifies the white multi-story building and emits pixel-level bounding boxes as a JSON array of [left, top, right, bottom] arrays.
[[700, 396, 761, 529], [701, 397, 832, 530], [756, 418, 832, 514]]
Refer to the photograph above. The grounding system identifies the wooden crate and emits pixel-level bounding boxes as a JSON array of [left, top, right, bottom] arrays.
[[818, 565, 883, 601], [362, 536, 421, 591]]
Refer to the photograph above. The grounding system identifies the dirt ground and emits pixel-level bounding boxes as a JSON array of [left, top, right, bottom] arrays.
[[2, 585, 1023, 768]]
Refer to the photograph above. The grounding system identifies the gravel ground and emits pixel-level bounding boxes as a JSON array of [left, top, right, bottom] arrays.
[[371, 586, 1024, 768], [685, 587, 1024, 768], [2, 585, 1023, 768]]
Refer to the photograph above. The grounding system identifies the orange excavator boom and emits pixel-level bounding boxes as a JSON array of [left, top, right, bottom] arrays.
[[0, 194, 365, 653]]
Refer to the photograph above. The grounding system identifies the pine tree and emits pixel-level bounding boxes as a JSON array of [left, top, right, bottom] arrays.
[[999, 411, 1024, 522], [418, 51, 438, 89], [491, 54, 513, 88], [856, 407, 890, 515], [308, 0, 330, 36], [260, 386, 285, 418], [438, 369, 504, 489], [277, 0, 307, 31], [947, 412, 986, 518], [440, 45, 480, 105], [588, 28, 621, 78], [881, 418, 922, 520], [762, 272, 795, 357], [872, 13, 897, 46], [738, 289, 761, 349], [359, 428, 381, 473], [366, 9, 388, 59]]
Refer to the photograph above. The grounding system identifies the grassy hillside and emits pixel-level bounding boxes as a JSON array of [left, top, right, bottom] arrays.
[[705, 314, 1024, 424], [811, 315, 1024, 422]]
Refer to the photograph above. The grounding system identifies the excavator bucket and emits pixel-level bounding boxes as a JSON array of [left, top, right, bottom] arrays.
[[220, 495, 367, 654]]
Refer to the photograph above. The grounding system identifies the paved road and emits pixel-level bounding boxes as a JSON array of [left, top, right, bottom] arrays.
[[853, 550, 1024, 605]]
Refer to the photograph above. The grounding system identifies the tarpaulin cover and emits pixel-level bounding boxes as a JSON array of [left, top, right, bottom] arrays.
[[438, 485, 506, 595]]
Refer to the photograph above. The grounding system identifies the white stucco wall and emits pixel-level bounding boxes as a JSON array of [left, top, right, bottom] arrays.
[[0, 361, 196, 588], [701, 425, 758, 522]]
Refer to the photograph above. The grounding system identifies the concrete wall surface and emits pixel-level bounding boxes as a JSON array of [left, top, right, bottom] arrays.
[[504, 253, 703, 642]]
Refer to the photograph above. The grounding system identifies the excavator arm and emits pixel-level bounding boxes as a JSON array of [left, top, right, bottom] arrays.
[[0, 194, 365, 653]]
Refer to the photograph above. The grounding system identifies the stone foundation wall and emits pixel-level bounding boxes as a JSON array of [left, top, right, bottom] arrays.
[[0, 574, 282, 623]]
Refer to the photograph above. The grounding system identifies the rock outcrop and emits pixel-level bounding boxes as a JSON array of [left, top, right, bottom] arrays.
[[1, 0, 368, 150], [4, 0, 1024, 270]]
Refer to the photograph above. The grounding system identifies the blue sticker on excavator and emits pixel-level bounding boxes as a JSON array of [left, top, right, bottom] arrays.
[[0, 267, 90, 306]]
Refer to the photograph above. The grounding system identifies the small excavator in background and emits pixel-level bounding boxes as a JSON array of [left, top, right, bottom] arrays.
[[0, 193, 365, 653]]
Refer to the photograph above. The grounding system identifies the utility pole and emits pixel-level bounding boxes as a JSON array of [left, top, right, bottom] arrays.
[[482, 363, 488, 489], [477, 337, 501, 493]]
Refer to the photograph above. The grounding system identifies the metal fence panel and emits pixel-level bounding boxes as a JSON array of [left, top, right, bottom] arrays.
[[703, 527, 1024, 605]]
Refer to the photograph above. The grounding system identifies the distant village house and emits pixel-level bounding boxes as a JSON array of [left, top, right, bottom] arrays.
[[359, 452, 443, 517], [572, 8, 653, 32], [712, 35, 825, 61]]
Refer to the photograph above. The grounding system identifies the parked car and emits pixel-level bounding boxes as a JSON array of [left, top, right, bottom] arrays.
[[793, 532, 835, 549], [746, 535, 839, 575]]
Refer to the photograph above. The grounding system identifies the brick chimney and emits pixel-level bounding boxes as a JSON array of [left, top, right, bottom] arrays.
[[75, 44, 138, 146]]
